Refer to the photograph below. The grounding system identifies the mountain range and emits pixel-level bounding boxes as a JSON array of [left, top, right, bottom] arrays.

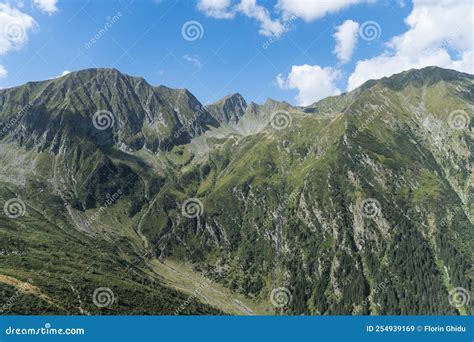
[[0, 66, 472, 315]]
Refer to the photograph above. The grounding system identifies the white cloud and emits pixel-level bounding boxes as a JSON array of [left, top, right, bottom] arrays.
[[277, 65, 341, 106], [183, 54, 202, 68], [333, 19, 359, 64], [348, 0, 474, 90], [276, 73, 286, 89], [237, 0, 283, 37], [0, 3, 36, 55], [33, 0, 58, 15], [196, 0, 285, 37], [277, 0, 366, 22], [197, 0, 365, 37], [197, 0, 235, 19], [0, 65, 8, 78], [195, 0, 370, 37], [55, 70, 70, 78]]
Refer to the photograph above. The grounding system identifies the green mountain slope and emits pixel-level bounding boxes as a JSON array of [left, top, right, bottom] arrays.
[[0, 66, 472, 315]]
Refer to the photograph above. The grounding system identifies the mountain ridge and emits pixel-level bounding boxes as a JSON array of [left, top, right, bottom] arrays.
[[0, 66, 472, 316]]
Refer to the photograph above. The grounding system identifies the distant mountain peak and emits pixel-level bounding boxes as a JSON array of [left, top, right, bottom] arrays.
[[357, 65, 474, 93], [206, 93, 248, 124]]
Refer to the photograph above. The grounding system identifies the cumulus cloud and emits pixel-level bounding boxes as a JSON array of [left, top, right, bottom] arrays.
[[333, 19, 359, 64], [277, 65, 341, 106], [197, 0, 235, 19], [197, 0, 286, 37], [237, 0, 284, 37], [33, 0, 58, 15], [348, 0, 474, 90], [0, 3, 36, 55], [55, 70, 70, 78], [197, 0, 368, 37], [277, 0, 366, 22], [0, 65, 8, 78]]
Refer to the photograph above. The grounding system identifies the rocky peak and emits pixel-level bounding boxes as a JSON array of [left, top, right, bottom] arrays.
[[206, 93, 247, 124]]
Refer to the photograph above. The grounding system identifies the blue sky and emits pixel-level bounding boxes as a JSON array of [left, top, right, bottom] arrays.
[[0, 0, 472, 106]]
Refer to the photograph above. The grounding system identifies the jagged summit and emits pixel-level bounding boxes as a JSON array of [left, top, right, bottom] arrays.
[[0, 66, 472, 153], [206, 93, 248, 124]]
